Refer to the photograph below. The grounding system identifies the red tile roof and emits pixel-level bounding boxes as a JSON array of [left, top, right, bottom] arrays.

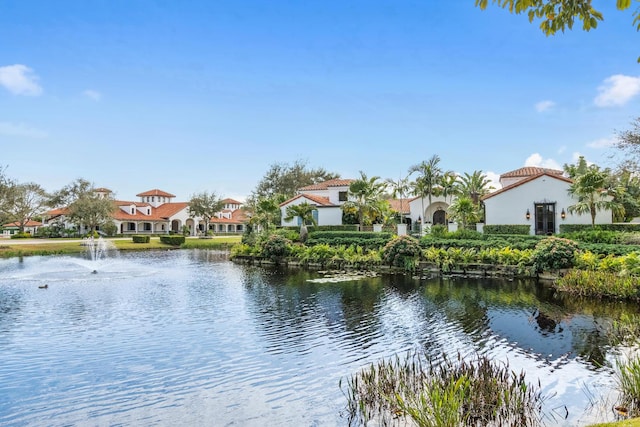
[[45, 207, 70, 216], [280, 193, 335, 207], [136, 189, 176, 198], [482, 172, 573, 200], [388, 199, 411, 214], [210, 208, 248, 224], [221, 198, 243, 205], [500, 167, 564, 179], [298, 178, 354, 191], [94, 187, 112, 193], [3, 220, 42, 227]]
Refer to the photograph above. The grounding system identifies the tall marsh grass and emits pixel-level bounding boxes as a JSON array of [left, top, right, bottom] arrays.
[[341, 351, 544, 426]]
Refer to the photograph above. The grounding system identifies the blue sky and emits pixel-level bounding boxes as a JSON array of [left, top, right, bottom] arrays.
[[1, 1, 639, 202]]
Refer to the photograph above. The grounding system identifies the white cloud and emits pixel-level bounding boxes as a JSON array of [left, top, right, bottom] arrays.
[[0, 121, 47, 138], [594, 74, 640, 107], [0, 64, 42, 96], [524, 153, 562, 170], [83, 89, 102, 101], [557, 145, 566, 154], [534, 100, 555, 112], [587, 137, 616, 149], [484, 171, 501, 192]]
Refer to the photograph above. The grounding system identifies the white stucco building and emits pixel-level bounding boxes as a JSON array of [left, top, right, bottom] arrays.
[[280, 179, 354, 227], [482, 167, 613, 235]]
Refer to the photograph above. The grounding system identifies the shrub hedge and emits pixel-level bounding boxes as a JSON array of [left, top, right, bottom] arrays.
[[559, 224, 640, 233], [483, 225, 531, 235], [132, 235, 150, 243], [282, 225, 359, 232], [160, 235, 185, 246]]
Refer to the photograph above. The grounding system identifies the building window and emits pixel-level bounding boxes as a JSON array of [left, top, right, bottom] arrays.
[[144, 223, 152, 231], [128, 223, 136, 231], [339, 191, 348, 202], [131, 208, 135, 214]]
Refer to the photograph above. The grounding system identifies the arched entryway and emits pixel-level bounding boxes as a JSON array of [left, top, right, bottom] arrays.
[[432, 209, 446, 225], [171, 219, 181, 233]]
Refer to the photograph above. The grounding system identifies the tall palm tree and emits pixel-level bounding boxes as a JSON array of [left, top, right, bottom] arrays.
[[456, 170, 494, 206], [344, 171, 387, 228], [284, 202, 318, 241], [386, 175, 411, 225], [409, 155, 442, 231], [250, 197, 281, 232], [568, 167, 624, 227], [439, 171, 459, 205]]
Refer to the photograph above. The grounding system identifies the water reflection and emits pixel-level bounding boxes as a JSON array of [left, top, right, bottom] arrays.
[[0, 253, 638, 426]]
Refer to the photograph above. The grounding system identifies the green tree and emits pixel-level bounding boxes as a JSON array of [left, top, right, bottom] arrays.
[[0, 167, 17, 225], [385, 175, 411, 224], [447, 196, 480, 230], [440, 171, 459, 205], [476, 1, 638, 41], [52, 179, 116, 233], [343, 171, 387, 227], [249, 197, 282, 232], [2, 182, 49, 233], [564, 155, 590, 179], [456, 170, 494, 206], [616, 117, 640, 166], [248, 159, 339, 204], [409, 155, 443, 230], [283, 202, 317, 242], [567, 166, 624, 227], [188, 191, 224, 235], [612, 166, 640, 221]]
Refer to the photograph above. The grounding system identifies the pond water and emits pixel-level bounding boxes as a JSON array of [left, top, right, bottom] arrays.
[[0, 249, 638, 426]]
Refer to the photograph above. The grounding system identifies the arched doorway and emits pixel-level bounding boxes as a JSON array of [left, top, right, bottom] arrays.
[[433, 209, 446, 225]]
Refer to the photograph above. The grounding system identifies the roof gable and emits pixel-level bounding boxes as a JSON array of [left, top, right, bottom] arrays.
[[298, 178, 354, 191], [482, 172, 573, 201], [136, 189, 176, 198], [500, 167, 564, 179], [280, 193, 335, 207]]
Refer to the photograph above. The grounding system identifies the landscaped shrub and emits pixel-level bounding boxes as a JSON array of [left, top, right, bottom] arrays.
[[560, 224, 640, 233], [556, 270, 640, 299], [429, 224, 448, 238], [273, 228, 300, 242], [447, 229, 483, 240], [10, 232, 31, 239], [531, 237, 579, 272], [282, 225, 359, 232], [307, 231, 393, 250], [132, 235, 150, 243], [160, 235, 185, 246], [382, 235, 422, 269], [483, 225, 531, 235], [262, 234, 291, 260], [560, 229, 623, 244]]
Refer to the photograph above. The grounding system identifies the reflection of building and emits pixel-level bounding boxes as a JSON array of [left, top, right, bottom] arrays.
[[43, 188, 247, 236]]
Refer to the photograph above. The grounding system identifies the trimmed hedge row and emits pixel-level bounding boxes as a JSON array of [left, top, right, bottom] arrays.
[[483, 225, 531, 235], [309, 231, 393, 240], [160, 235, 185, 246], [559, 223, 640, 233], [282, 225, 359, 232], [306, 237, 391, 250], [132, 235, 150, 243]]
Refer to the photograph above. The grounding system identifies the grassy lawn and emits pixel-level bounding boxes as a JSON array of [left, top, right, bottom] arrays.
[[589, 419, 640, 427], [0, 236, 241, 258]]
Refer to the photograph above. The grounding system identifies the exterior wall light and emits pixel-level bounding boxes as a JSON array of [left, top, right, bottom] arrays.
[[561, 208, 566, 220], [525, 209, 530, 220]]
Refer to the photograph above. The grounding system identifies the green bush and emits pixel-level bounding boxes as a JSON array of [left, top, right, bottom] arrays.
[[307, 231, 393, 250], [560, 229, 623, 244], [309, 231, 392, 240], [429, 224, 448, 238], [483, 224, 531, 235], [160, 235, 186, 246], [531, 237, 579, 272], [262, 234, 291, 260], [132, 235, 150, 243], [382, 235, 422, 268], [559, 223, 640, 233], [448, 229, 483, 240], [282, 225, 359, 232], [10, 232, 31, 239]]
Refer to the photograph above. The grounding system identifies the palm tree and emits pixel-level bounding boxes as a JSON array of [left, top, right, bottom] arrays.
[[284, 202, 317, 242], [456, 170, 493, 206], [386, 175, 411, 225], [439, 171, 459, 205], [343, 171, 387, 228], [250, 197, 281, 232], [568, 167, 624, 227], [447, 196, 479, 230], [409, 155, 442, 232]]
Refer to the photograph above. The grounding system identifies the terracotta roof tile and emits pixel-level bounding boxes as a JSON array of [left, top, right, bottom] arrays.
[[280, 193, 335, 207], [3, 220, 42, 227], [135, 189, 176, 198], [500, 167, 564, 179], [298, 178, 354, 191], [221, 198, 243, 204], [388, 198, 411, 214]]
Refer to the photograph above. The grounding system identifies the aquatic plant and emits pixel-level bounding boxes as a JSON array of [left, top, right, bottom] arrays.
[[616, 355, 640, 418], [342, 350, 544, 427]]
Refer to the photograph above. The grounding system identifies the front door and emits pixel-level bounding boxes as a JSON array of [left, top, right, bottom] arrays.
[[535, 203, 555, 235], [433, 210, 446, 225]]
